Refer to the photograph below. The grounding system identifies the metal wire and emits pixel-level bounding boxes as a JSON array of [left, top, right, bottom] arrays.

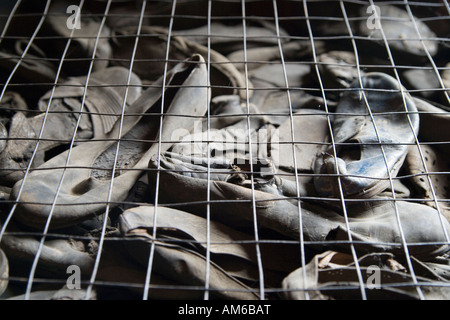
[[0, 0, 449, 301]]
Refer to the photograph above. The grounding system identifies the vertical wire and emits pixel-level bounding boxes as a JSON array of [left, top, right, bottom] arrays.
[[271, 0, 309, 300], [402, 0, 450, 242], [21, 0, 113, 300], [203, 0, 212, 301], [142, 0, 177, 301], [241, 0, 265, 300], [84, 0, 148, 300], [302, 0, 367, 300]]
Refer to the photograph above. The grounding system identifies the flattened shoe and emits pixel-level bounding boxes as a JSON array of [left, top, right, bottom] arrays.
[[413, 97, 450, 159], [313, 72, 420, 199], [0, 67, 142, 186], [36, 66, 143, 145], [39, 9, 112, 74], [227, 40, 325, 72], [10, 55, 208, 230], [170, 97, 274, 163], [275, 109, 330, 173], [0, 40, 57, 85], [0, 122, 6, 154], [248, 63, 330, 126], [111, 25, 250, 99], [0, 219, 194, 300]]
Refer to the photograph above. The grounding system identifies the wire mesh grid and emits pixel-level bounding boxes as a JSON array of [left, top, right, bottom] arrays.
[[0, 0, 449, 301]]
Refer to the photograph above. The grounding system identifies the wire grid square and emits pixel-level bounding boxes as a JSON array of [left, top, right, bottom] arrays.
[[0, 0, 449, 300]]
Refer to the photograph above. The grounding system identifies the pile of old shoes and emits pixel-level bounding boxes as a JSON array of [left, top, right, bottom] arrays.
[[0, 1, 449, 300]]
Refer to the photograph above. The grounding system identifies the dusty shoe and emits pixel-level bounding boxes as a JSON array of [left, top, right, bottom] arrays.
[[357, 4, 438, 62], [0, 67, 142, 186], [248, 63, 330, 126], [0, 221, 95, 279], [0, 122, 6, 154], [0, 248, 8, 297], [0, 40, 57, 85], [405, 143, 450, 222], [36, 66, 143, 144], [1, 219, 193, 300], [39, 8, 112, 75], [313, 72, 420, 199], [414, 96, 450, 159], [11, 55, 208, 230], [316, 51, 360, 92], [111, 25, 250, 99], [119, 205, 301, 288], [148, 159, 450, 261], [282, 250, 450, 300], [227, 40, 325, 72], [170, 95, 274, 163], [152, 152, 309, 197], [119, 206, 260, 300], [0, 112, 45, 186], [275, 109, 330, 173], [402, 67, 447, 104]]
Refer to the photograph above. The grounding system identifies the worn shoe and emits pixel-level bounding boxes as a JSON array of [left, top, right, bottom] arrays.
[[313, 72, 420, 199], [0, 67, 142, 186], [414, 96, 450, 159], [148, 158, 450, 260], [0, 40, 57, 85], [0, 248, 8, 297], [10, 55, 208, 230], [405, 143, 450, 222], [282, 250, 450, 300], [276, 109, 330, 173], [39, 9, 112, 75], [111, 25, 250, 99], [357, 5, 438, 61]]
